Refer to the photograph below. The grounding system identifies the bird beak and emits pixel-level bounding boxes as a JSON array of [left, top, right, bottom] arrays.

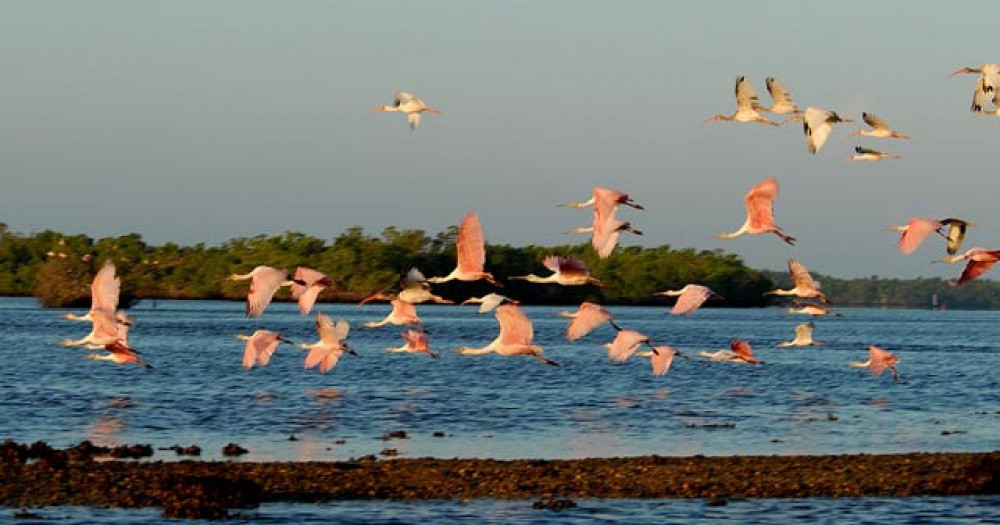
[[277, 336, 294, 345]]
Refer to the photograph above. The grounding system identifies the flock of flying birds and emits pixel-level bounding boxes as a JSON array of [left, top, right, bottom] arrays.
[[58, 64, 1000, 385]]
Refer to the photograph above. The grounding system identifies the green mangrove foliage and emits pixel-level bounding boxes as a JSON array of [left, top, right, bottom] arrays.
[[3, 222, 996, 309]]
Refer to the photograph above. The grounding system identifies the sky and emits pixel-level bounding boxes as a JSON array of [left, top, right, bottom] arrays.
[[1, 1, 996, 279]]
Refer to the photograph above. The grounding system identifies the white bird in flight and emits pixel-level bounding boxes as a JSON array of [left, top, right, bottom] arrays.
[[373, 91, 442, 129], [299, 313, 355, 374], [849, 112, 910, 140], [704, 76, 779, 126], [776, 322, 825, 348]]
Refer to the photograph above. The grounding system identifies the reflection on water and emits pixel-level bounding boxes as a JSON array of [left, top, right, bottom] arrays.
[[0, 298, 999, 462]]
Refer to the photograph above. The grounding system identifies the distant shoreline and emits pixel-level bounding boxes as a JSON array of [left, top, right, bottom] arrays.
[[2, 442, 998, 518]]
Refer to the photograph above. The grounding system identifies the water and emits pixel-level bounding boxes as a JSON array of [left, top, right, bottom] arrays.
[[1, 297, 998, 521]]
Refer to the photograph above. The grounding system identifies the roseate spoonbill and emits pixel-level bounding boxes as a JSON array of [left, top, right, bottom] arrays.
[[572, 215, 643, 259], [655, 284, 723, 315], [561, 187, 644, 212], [63, 260, 120, 322], [234, 330, 293, 370], [86, 340, 151, 369], [699, 339, 760, 364], [457, 304, 558, 366], [850, 345, 899, 383], [362, 299, 422, 328], [560, 302, 613, 341], [290, 266, 334, 315], [388, 329, 438, 358], [797, 107, 853, 154], [717, 177, 795, 245], [603, 327, 651, 363], [939, 218, 975, 255], [889, 218, 943, 255], [704, 76, 779, 126], [62, 260, 130, 348], [763, 77, 802, 115], [941, 248, 1000, 285], [460, 293, 518, 313], [299, 313, 355, 374], [636, 345, 682, 376], [227, 266, 304, 318], [509, 255, 602, 286], [848, 146, 900, 162], [776, 322, 825, 348], [426, 211, 498, 285], [766, 259, 827, 303], [373, 91, 442, 129], [788, 301, 842, 317], [849, 112, 910, 139]]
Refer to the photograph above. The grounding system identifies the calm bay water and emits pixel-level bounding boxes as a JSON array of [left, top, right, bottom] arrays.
[[1, 297, 998, 522]]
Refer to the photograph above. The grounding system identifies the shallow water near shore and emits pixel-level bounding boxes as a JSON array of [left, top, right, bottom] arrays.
[[7, 495, 1000, 523], [2, 297, 999, 520]]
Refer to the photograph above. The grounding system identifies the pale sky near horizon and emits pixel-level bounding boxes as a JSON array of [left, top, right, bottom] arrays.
[[1, 2, 996, 279]]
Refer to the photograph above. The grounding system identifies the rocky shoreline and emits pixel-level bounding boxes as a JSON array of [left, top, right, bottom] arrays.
[[1, 441, 998, 519]]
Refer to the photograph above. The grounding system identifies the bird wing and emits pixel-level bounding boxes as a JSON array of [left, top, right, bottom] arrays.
[[745, 178, 779, 231], [456, 211, 487, 273], [556, 256, 590, 278], [867, 345, 897, 376], [475, 293, 509, 313], [794, 322, 813, 340], [765, 77, 796, 110], [254, 332, 282, 367], [315, 312, 338, 343], [592, 220, 622, 259], [957, 253, 1000, 284], [734, 76, 761, 111], [730, 339, 759, 363], [650, 346, 677, 376], [788, 259, 819, 292], [542, 255, 563, 274], [862, 112, 891, 131], [608, 330, 648, 362], [402, 267, 428, 289], [292, 267, 329, 298], [406, 112, 421, 129], [402, 329, 428, 350], [854, 146, 881, 156], [898, 218, 942, 255], [394, 91, 415, 106], [972, 76, 993, 113], [247, 267, 288, 318], [304, 346, 335, 371], [592, 187, 624, 219], [939, 219, 972, 255], [392, 299, 419, 323], [565, 302, 612, 341], [297, 285, 324, 316], [90, 260, 120, 315], [803, 108, 832, 154], [670, 285, 712, 315], [495, 304, 533, 345]]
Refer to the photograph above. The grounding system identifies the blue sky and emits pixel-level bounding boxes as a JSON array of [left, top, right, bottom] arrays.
[[1, 2, 996, 278]]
